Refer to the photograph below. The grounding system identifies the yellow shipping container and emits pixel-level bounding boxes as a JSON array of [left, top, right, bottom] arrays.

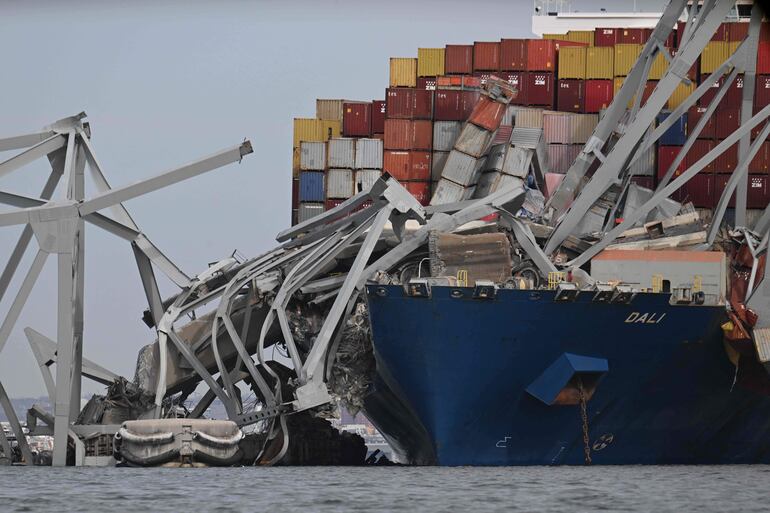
[[648, 52, 669, 80], [668, 81, 696, 110], [566, 30, 594, 46], [417, 48, 445, 77], [613, 77, 651, 109], [293, 118, 340, 148], [701, 41, 731, 74], [316, 99, 345, 121], [586, 46, 614, 79], [390, 57, 417, 87], [319, 119, 341, 141], [558, 47, 586, 79], [614, 44, 642, 77], [542, 33, 566, 40]]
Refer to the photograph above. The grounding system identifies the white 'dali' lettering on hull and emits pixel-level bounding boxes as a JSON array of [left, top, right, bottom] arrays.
[[624, 312, 666, 324]]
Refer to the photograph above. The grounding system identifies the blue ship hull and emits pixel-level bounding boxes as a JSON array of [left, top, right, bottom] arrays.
[[364, 285, 770, 465]]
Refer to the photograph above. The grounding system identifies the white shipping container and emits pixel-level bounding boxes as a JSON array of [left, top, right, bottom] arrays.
[[484, 144, 508, 172], [474, 172, 524, 198], [454, 123, 494, 158], [513, 107, 545, 129], [355, 138, 383, 169], [356, 169, 381, 194], [502, 146, 534, 178], [441, 150, 481, 186], [433, 121, 463, 152], [326, 169, 354, 199], [547, 144, 583, 174], [627, 143, 656, 176], [300, 141, 326, 171], [298, 202, 325, 222], [327, 138, 356, 168], [430, 178, 476, 206], [432, 151, 450, 182]]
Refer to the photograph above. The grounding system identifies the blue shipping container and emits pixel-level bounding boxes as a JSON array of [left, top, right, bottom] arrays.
[[657, 111, 687, 146], [299, 171, 325, 202]]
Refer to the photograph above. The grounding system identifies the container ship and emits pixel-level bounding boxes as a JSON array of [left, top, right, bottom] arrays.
[[284, 0, 770, 465]]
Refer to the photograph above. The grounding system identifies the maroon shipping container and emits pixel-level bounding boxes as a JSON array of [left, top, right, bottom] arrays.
[[756, 76, 770, 113], [594, 27, 619, 46], [434, 90, 480, 121], [404, 181, 431, 206], [713, 175, 735, 207], [658, 146, 685, 180], [714, 142, 738, 174], [292, 178, 299, 209], [524, 71, 554, 107], [342, 102, 372, 137], [698, 73, 724, 108], [371, 100, 386, 134], [500, 39, 527, 71], [500, 71, 526, 105], [748, 175, 770, 208], [325, 198, 345, 210], [617, 28, 646, 44], [630, 176, 655, 189], [750, 141, 770, 173], [493, 125, 513, 144], [557, 79, 585, 113], [385, 88, 433, 119], [383, 151, 431, 181], [384, 119, 432, 151], [710, 23, 729, 42], [702, 73, 744, 109], [445, 45, 474, 74], [417, 76, 437, 91], [715, 108, 741, 140], [759, 43, 770, 74], [686, 139, 716, 173], [468, 94, 507, 131], [687, 106, 716, 140], [585, 80, 613, 113], [473, 42, 501, 71], [526, 39, 556, 72], [680, 174, 715, 208], [727, 22, 749, 42], [641, 80, 657, 106]]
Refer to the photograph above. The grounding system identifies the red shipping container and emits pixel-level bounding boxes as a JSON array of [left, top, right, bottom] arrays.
[[500, 71, 526, 105], [473, 42, 500, 71], [687, 106, 716, 140], [384, 119, 432, 151], [680, 174, 715, 208], [500, 39, 527, 71], [404, 181, 431, 206], [417, 76, 437, 91], [383, 151, 431, 181], [715, 108, 741, 140], [472, 71, 492, 86], [617, 28, 646, 44], [462, 90, 481, 118], [372, 100, 386, 134], [434, 90, 479, 121], [385, 88, 433, 119], [703, 73, 744, 109], [727, 22, 749, 42], [698, 73, 724, 108], [372, 133, 384, 141], [524, 71, 554, 107], [585, 80, 613, 113], [759, 43, 770, 75], [594, 28, 619, 47], [714, 142, 738, 174], [755, 75, 770, 113], [493, 125, 513, 144], [468, 94, 506, 131], [658, 146, 686, 179], [686, 139, 716, 173], [342, 102, 371, 137], [641, 80, 657, 106], [436, 75, 481, 89], [557, 79, 585, 113], [526, 39, 556, 72], [445, 45, 474, 75]]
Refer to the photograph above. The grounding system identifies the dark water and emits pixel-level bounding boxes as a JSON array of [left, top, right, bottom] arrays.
[[1, 465, 768, 512]]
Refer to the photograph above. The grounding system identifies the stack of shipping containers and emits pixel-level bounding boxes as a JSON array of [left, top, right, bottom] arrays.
[[291, 20, 770, 224]]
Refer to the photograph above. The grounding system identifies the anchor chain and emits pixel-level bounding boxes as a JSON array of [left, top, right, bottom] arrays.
[[577, 377, 592, 465]]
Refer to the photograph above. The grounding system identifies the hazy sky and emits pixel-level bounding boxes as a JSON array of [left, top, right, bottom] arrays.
[[0, 0, 666, 398]]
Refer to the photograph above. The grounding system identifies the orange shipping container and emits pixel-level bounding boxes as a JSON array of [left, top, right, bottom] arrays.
[[526, 39, 556, 71], [383, 151, 431, 181], [384, 119, 433, 151]]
